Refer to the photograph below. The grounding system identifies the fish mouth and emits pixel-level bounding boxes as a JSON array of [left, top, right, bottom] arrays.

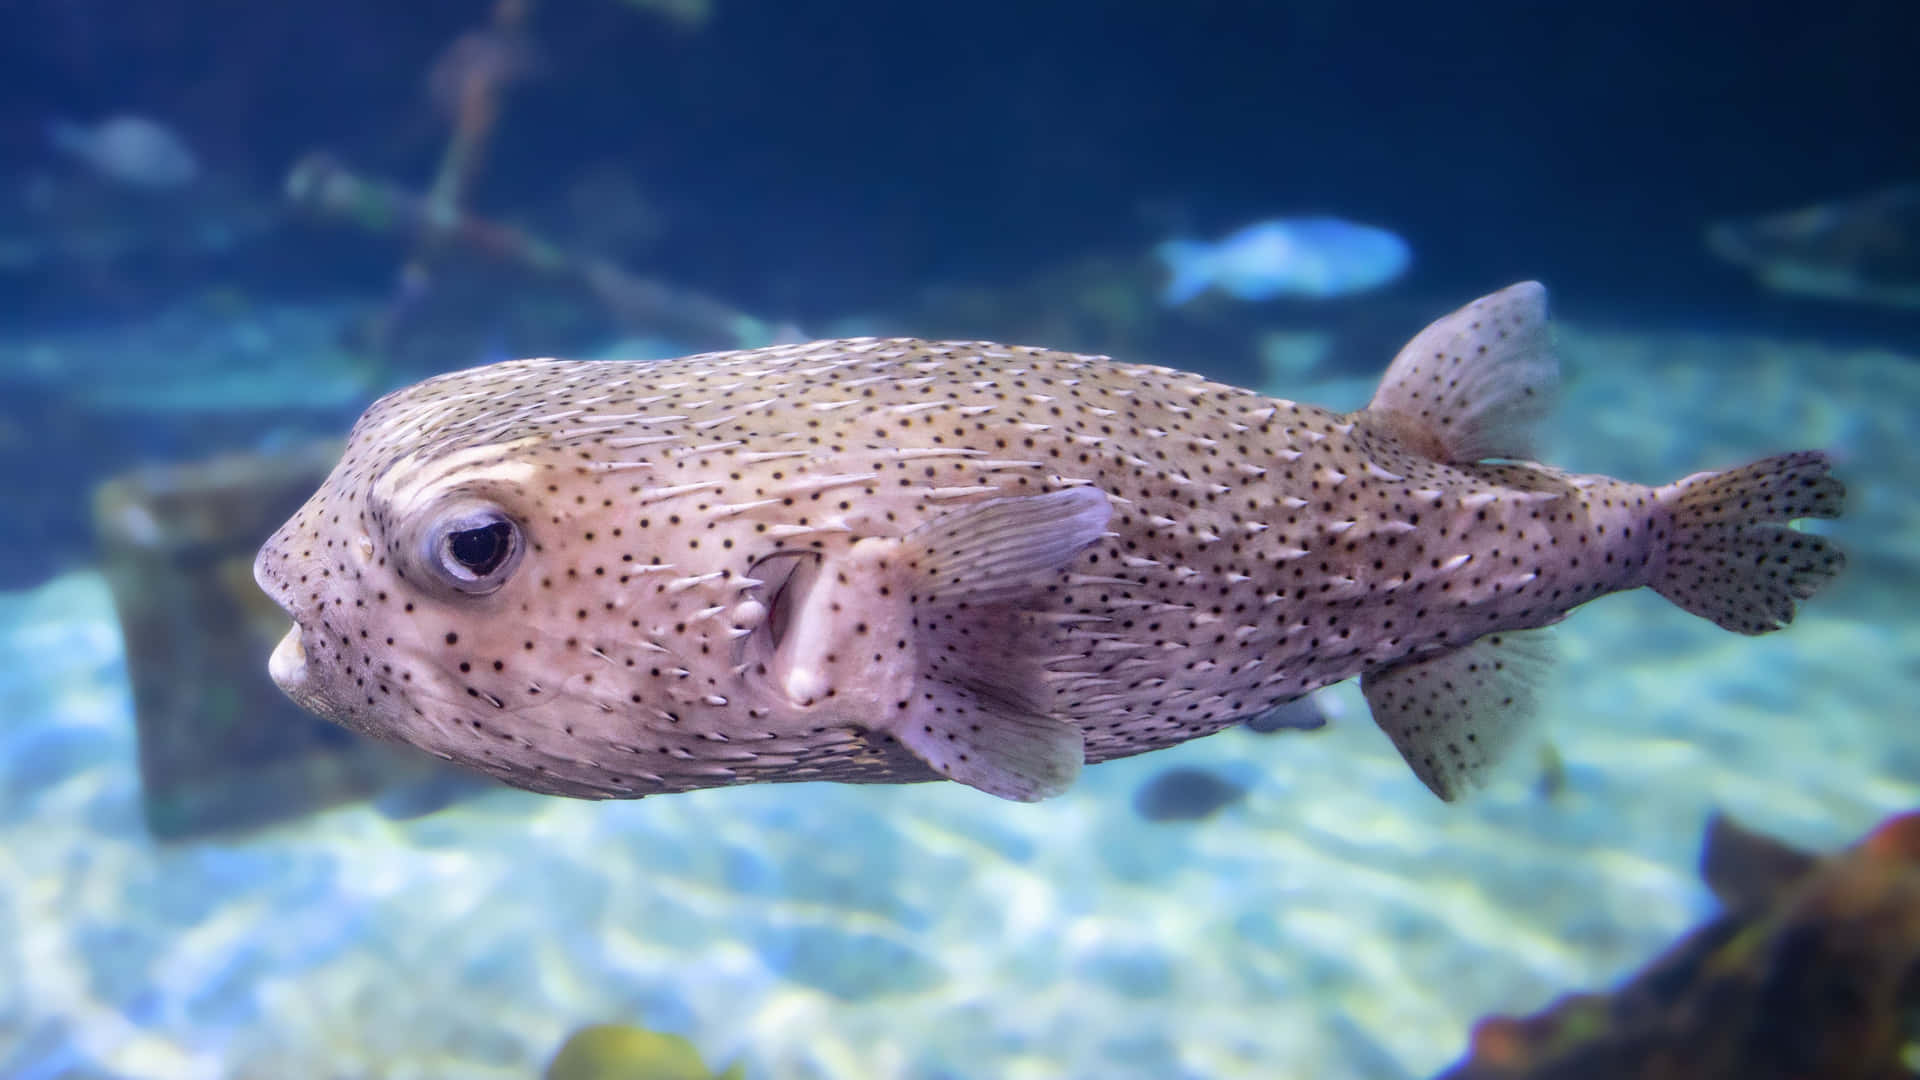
[[265, 618, 343, 721], [253, 529, 322, 707], [268, 624, 309, 692]]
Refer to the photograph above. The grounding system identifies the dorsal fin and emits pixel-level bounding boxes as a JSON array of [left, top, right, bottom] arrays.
[[1364, 281, 1558, 464]]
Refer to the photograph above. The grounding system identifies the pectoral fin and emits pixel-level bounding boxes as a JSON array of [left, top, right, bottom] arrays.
[[749, 487, 1108, 801], [1361, 628, 1554, 801], [891, 487, 1109, 799]]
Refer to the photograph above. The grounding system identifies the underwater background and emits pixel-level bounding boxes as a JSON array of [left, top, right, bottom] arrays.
[[2, 2, 1917, 1077]]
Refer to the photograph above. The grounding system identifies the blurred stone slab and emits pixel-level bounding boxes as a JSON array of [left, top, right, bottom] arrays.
[[91, 441, 476, 839]]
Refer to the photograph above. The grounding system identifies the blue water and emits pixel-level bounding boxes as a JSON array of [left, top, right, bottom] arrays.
[[1, 4, 1915, 1077]]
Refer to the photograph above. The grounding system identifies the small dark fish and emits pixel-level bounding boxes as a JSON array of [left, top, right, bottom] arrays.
[[1242, 696, 1328, 734], [1532, 742, 1566, 802], [1706, 185, 1920, 309], [1132, 766, 1247, 822]]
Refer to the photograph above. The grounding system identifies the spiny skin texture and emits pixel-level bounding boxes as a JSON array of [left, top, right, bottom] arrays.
[[255, 284, 1844, 802]]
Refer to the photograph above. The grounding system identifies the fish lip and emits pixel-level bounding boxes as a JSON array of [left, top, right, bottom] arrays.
[[254, 529, 314, 700], [267, 623, 308, 691], [268, 622, 343, 722]]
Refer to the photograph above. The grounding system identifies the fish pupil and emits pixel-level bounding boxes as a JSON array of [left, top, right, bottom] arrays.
[[447, 522, 512, 575]]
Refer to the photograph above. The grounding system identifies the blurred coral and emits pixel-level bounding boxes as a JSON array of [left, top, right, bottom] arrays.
[[1436, 810, 1920, 1080]]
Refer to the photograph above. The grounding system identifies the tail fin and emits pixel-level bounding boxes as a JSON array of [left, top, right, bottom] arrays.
[[1154, 240, 1214, 306], [1652, 450, 1846, 634]]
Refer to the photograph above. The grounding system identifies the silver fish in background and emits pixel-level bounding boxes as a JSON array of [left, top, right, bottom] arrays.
[[46, 114, 200, 190], [1156, 216, 1411, 304], [1706, 185, 1920, 310], [255, 283, 1845, 803]]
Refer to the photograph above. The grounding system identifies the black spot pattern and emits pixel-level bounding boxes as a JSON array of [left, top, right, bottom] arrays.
[[1361, 628, 1550, 801], [1651, 450, 1847, 634], [253, 309, 1846, 800]]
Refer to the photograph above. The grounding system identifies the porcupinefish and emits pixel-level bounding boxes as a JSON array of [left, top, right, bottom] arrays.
[[254, 282, 1845, 803]]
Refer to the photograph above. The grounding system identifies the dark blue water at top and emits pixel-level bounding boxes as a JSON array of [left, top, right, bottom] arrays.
[[0, 1, 1913, 331]]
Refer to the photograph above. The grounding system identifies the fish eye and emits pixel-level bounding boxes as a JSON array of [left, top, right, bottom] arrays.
[[427, 508, 523, 594]]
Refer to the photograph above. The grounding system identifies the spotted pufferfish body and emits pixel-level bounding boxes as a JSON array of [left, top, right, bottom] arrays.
[[256, 283, 1846, 802]]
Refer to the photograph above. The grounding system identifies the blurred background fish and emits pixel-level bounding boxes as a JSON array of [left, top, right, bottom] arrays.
[[1131, 766, 1250, 823], [545, 1021, 744, 1080], [1705, 185, 1920, 310], [45, 113, 200, 189], [1155, 216, 1411, 304]]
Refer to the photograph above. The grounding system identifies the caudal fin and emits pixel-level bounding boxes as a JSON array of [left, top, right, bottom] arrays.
[[1155, 240, 1214, 306], [1652, 451, 1846, 634]]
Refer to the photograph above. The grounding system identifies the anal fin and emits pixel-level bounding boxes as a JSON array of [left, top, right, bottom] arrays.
[[1361, 628, 1553, 801]]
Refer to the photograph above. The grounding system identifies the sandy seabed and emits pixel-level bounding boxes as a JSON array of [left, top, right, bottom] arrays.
[[0, 317, 1914, 1079]]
